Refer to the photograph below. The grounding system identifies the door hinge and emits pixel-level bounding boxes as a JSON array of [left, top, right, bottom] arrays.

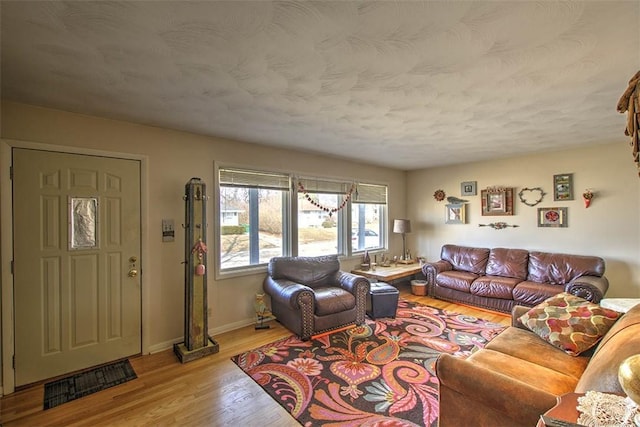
[[12, 354, 15, 369], [10, 260, 14, 275], [9, 165, 13, 180]]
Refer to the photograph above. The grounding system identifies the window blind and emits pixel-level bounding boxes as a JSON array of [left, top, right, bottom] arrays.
[[296, 177, 352, 194], [354, 183, 387, 204], [219, 168, 290, 190]]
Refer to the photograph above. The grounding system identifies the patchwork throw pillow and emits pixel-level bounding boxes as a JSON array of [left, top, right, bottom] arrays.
[[519, 292, 621, 356]]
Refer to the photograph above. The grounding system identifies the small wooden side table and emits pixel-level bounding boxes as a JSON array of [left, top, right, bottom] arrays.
[[537, 392, 583, 426], [351, 263, 424, 285]]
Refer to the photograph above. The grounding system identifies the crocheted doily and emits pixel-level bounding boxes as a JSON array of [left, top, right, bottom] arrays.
[[577, 391, 640, 426]]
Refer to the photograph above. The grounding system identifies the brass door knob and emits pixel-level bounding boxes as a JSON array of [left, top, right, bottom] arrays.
[[128, 269, 138, 277]]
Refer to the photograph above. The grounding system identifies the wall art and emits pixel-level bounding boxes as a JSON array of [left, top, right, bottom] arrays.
[[479, 222, 520, 230], [518, 187, 546, 207], [582, 189, 594, 208], [537, 207, 568, 228], [460, 181, 477, 196], [553, 173, 573, 201], [481, 187, 514, 216], [445, 203, 465, 224]]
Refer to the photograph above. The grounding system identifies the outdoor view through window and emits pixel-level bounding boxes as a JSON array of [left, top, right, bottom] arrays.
[[220, 186, 285, 269], [352, 202, 382, 251], [219, 169, 386, 271]]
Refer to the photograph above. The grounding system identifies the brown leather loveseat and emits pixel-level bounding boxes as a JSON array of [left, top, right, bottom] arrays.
[[436, 302, 640, 426], [263, 255, 370, 340], [422, 244, 609, 313]]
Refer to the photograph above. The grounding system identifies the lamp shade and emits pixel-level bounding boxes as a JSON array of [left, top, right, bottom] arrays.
[[393, 219, 411, 234]]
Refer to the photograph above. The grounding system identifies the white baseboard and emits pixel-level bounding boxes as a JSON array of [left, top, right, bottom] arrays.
[[209, 317, 257, 336], [147, 337, 184, 354], [146, 316, 261, 354]]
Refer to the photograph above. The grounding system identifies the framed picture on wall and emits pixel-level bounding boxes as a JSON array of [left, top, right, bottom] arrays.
[[537, 207, 568, 227], [481, 187, 514, 216], [460, 181, 477, 196], [553, 173, 573, 201], [445, 203, 466, 224]]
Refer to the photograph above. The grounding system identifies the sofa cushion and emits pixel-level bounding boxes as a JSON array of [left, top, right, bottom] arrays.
[[527, 252, 605, 285], [485, 327, 590, 380], [519, 292, 621, 356], [314, 287, 356, 316], [485, 248, 529, 279], [441, 244, 490, 275], [513, 281, 565, 306], [467, 349, 579, 396], [436, 270, 478, 293], [471, 276, 520, 300]]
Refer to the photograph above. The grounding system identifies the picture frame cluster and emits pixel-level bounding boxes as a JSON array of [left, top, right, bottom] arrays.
[[446, 173, 580, 228]]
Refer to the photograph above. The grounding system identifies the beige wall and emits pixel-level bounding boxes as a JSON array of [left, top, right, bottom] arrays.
[[407, 143, 640, 298], [0, 101, 407, 355], [2, 100, 639, 391]]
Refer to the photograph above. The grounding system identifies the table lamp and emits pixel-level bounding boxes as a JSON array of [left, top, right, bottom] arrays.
[[393, 219, 411, 260]]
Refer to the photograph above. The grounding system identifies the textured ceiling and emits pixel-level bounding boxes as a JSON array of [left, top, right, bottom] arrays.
[[1, 1, 639, 170]]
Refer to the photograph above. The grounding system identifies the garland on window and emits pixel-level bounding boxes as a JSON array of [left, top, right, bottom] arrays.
[[297, 181, 356, 217]]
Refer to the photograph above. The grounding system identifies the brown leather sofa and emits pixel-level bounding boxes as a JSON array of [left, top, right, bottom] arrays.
[[263, 255, 370, 340], [422, 244, 609, 313], [436, 303, 640, 427]]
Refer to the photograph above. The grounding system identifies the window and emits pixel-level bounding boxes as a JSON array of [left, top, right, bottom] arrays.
[[352, 183, 387, 252], [217, 167, 388, 273], [218, 168, 290, 271], [296, 178, 354, 257]]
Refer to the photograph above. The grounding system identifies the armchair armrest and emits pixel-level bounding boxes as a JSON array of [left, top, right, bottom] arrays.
[[337, 271, 370, 325], [337, 271, 370, 294], [565, 275, 609, 303], [436, 353, 558, 425], [263, 277, 314, 309]]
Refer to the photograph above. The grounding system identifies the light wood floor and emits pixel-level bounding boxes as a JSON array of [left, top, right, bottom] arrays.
[[0, 285, 510, 426]]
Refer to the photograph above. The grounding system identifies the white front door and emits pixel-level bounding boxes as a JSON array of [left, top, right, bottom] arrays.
[[12, 148, 141, 386]]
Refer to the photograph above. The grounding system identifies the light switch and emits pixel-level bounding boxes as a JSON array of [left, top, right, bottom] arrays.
[[162, 219, 175, 242]]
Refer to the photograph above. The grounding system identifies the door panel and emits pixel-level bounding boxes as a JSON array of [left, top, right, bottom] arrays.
[[12, 148, 141, 386]]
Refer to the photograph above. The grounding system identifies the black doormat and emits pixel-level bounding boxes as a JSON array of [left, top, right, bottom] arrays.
[[43, 359, 137, 410]]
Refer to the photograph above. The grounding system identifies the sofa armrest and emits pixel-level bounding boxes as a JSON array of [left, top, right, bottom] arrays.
[[263, 276, 314, 309], [511, 305, 531, 329], [565, 275, 609, 303], [436, 353, 558, 424], [422, 260, 453, 293]]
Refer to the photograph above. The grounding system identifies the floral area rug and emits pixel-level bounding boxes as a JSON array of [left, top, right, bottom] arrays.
[[231, 299, 506, 426]]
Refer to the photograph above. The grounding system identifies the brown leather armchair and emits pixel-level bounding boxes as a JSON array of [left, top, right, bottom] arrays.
[[263, 255, 370, 340]]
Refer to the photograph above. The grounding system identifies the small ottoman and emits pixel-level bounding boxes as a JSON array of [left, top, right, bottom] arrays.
[[367, 282, 400, 319]]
